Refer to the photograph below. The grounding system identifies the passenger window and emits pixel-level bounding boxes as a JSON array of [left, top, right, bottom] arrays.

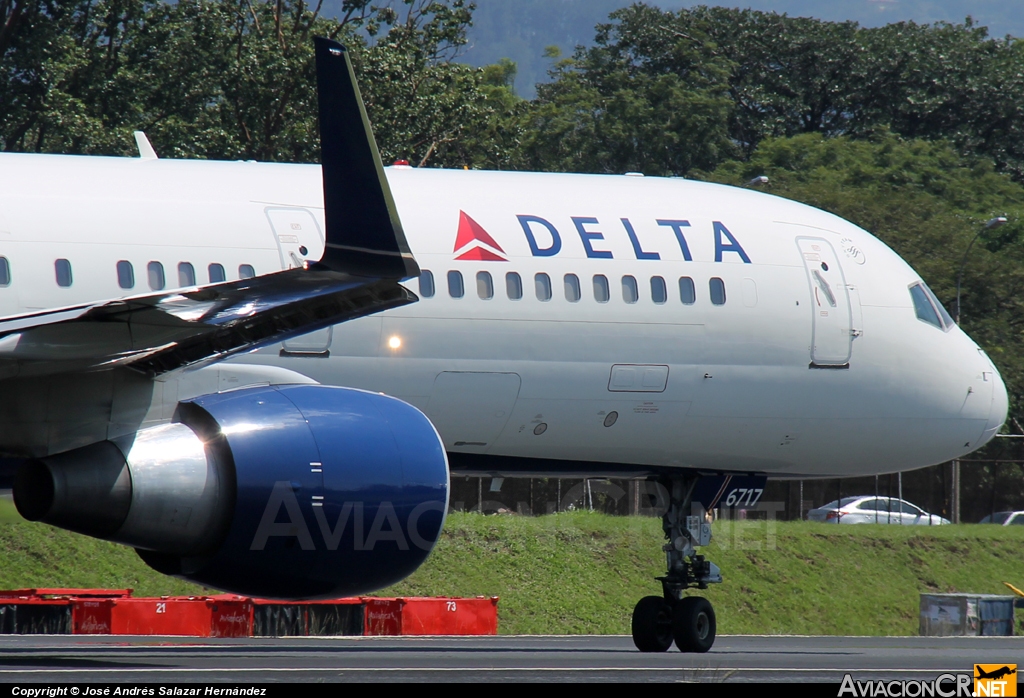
[[679, 277, 695, 305], [419, 270, 435, 298], [535, 273, 552, 301], [178, 262, 195, 287], [710, 277, 726, 305], [506, 272, 522, 300], [622, 275, 638, 304], [447, 270, 464, 298], [593, 274, 609, 303], [0, 256, 8, 286], [477, 271, 494, 300], [208, 263, 226, 283], [147, 261, 165, 291], [55, 259, 72, 288], [564, 273, 581, 302], [651, 276, 667, 304], [239, 264, 255, 279], [909, 283, 941, 328], [116, 261, 134, 289]]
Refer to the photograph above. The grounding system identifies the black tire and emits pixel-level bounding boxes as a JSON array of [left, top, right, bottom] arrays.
[[672, 596, 716, 653], [631, 595, 674, 652]]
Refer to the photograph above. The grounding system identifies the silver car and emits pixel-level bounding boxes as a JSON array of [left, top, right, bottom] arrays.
[[807, 496, 950, 525], [979, 511, 1024, 525]]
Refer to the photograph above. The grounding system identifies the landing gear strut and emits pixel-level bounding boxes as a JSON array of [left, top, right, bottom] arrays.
[[632, 475, 720, 653]]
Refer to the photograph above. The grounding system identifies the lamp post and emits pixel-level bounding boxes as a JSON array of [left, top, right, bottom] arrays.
[[955, 217, 1007, 324], [951, 216, 1007, 523]]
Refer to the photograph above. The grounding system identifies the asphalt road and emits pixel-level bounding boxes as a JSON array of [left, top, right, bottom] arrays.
[[0, 635, 1020, 683]]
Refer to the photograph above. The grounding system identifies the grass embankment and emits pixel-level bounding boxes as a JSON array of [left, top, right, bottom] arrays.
[[1, 496, 1022, 635]]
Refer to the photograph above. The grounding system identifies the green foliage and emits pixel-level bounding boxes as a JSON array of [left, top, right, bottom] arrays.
[[523, 5, 1024, 180], [0, 503, 207, 596], [456, 1, 1024, 101], [386, 513, 1024, 635], [355, 2, 521, 169], [516, 4, 735, 175], [3, 510, 1022, 635], [0, 0, 516, 167]]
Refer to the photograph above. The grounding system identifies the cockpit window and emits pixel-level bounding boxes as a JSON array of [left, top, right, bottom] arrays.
[[909, 282, 951, 330], [923, 282, 954, 328]]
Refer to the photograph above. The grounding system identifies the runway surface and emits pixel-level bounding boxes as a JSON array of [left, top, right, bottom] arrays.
[[0, 635, 1020, 683]]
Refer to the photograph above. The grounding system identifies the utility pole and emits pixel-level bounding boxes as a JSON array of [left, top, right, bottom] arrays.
[[952, 462, 960, 524], [952, 216, 1007, 524]]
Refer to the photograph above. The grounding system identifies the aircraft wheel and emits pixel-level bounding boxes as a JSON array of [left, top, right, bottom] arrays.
[[631, 595, 674, 652], [673, 596, 716, 653]]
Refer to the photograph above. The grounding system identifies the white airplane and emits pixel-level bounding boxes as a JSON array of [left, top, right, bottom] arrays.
[[0, 38, 1007, 654]]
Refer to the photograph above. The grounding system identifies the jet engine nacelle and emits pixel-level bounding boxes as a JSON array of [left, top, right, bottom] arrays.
[[13, 384, 449, 598]]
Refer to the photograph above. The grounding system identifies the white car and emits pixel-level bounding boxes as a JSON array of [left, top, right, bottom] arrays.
[[979, 511, 1024, 525], [807, 496, 950, 525]]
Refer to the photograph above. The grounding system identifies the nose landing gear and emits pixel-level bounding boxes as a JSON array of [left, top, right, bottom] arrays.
[[632, 475, 721, 653]]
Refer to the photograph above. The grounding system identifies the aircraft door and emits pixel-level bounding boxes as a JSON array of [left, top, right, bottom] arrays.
[[265, 207, 325, 270], [426, 372, 522, 453], [797, 238, 853, 366]]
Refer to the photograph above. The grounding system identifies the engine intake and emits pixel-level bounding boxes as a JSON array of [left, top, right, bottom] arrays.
[[13, 384, 449, 599]]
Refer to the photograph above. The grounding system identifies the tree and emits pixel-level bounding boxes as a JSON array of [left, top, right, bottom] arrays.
[[0, 0, 517, 168], [522, 5, 1024, 180], [516, 3, 735, 176]]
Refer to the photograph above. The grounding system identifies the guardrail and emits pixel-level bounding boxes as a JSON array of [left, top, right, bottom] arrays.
[[0, 589, 498, 637]]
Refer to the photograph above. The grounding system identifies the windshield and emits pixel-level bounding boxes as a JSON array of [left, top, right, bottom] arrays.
[[922, 282, 955, 328], [981, 512, 1012, 524], [909, 281, 954, 330]]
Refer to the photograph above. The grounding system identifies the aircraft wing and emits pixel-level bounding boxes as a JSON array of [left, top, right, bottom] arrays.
[[0, 38, 417, 380]]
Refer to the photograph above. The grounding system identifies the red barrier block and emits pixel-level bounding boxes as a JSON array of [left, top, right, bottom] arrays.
[[363, 598, 402, 636], [209, 597, 253, 638], [0, 598, 73, 634], [73, 597, 214, 636], [364, 597, 498, 636], [250, 598, 364, 636], [72, 600, 114, 634]]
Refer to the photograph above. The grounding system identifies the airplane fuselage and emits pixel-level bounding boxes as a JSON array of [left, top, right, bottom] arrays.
[[0, 154, 1008, 477]]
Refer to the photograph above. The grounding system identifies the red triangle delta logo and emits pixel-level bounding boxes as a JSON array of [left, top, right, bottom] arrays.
[[453, 211, 508, 261]]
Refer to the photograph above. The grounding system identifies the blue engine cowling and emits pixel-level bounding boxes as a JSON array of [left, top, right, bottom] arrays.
[[164, 384, 449, 598], [17, 384, 448, 600]]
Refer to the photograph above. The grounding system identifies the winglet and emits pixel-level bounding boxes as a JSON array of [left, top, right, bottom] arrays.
[[313, 37, 419, 279]]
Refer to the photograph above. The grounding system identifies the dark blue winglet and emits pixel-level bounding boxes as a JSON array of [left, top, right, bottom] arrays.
[[314, 37, 419, 279]]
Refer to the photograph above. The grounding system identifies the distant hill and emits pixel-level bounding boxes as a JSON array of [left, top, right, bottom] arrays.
[[324, 1, 1024, 98]]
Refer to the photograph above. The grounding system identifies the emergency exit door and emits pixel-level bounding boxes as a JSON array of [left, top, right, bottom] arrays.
[[797, 237, 853, 366], [266, 207, 324, 270]]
